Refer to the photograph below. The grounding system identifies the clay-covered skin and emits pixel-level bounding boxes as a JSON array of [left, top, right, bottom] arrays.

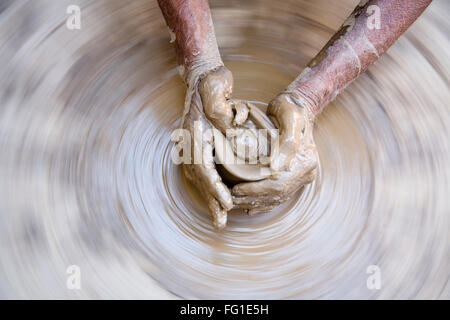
[[231, 0, 432, 214], [157, 1, 237, 228], [288, 0, 433, 116], [182, 85, 233, 229], [183, 66, 256, 229], [157, 0, 222, 74], [158, 0, 319, 226], [161, 0, 432, 227], [233, 93, 318, 215], [198, 67, 235, 133], [189, 67, 319, 220]]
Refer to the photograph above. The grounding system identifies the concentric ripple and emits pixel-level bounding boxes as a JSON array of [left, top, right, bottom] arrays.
[[0, 0, 448, 299]]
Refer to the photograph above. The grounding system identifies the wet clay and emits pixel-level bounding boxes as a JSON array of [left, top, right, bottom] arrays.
[[232, 93, 318, 215], [213, 101, 276, 183], [196, 67, 318, 219], [184, 67, 280, 226], [157, 1, 320, 226]]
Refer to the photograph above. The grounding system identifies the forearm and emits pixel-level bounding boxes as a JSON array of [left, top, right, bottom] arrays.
[[286, 0, 432, 116], [157, 0, 223, 80]]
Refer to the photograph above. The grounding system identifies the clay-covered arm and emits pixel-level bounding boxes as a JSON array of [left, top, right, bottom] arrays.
[[286, 0, 432, 116], [233, 0, 432, 213], [157, 0, 223, 81], [158, 1, 242, 229]]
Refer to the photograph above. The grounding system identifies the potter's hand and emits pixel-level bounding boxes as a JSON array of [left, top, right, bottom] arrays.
[[199, 66, 248, 133], [232, 93, 318, 215], [159, 1, 253, 228], [183, 67, 250, 228], [232, 0, 432, 214], [182, 85, 234, 229]]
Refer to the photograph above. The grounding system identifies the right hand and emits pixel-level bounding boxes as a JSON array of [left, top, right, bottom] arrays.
[[232, 93, 319, 215]]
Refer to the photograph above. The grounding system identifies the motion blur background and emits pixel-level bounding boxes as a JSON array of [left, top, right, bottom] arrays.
[[0, 0, 448, 299]]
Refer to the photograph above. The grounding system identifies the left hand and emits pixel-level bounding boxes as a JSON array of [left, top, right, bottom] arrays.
[[181, 66, 247, 229]]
